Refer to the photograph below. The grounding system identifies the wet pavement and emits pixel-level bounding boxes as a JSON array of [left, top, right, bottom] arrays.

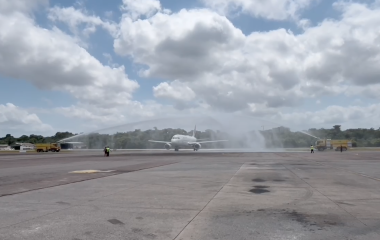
[[0, 150, 380, 239]]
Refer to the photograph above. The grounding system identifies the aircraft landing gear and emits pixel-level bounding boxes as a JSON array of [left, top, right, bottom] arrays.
[[175, 147, 179, 151]]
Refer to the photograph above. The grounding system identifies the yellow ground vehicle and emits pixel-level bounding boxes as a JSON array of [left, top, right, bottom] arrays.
[[315, 139, 353, 151], [35, 143, 61, 152]]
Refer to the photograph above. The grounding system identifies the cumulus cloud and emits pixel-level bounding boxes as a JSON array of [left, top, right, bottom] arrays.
[[1, 0, 380, 132], [0, 9, 139, 109], [200, 0, 314, 20], [0, 0, 48, 14], [301, 1, 380, 86], [0, 103, 53, 135], [153, 81, 196, 101], [48, 6, 118, 37], [120, 0, 163, 20], [114, 8, 305, 111], [153, 81, 199, 110], [115, 8, 245, 78], [276, 103, 380, 130], [113, 1, 380, 114]]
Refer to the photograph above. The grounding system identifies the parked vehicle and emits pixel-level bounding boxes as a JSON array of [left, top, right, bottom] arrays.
[[315, 139, 353, 151], [35, 143, 61, 152]]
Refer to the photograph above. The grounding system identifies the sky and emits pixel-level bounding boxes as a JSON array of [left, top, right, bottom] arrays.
[[1, 0, 380, 137]]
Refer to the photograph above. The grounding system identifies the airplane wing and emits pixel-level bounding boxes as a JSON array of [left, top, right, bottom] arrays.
[[148, 140, 171, 144], [196, 138, 209, 141], [188, 140, 228, 145]]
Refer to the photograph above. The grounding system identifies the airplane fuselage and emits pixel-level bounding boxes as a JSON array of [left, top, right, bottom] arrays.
[[170, 134, 196, 147], [148, 125, 227, 151]]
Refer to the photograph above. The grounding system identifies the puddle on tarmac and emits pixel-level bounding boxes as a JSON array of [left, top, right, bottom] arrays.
[[108, 219, 124, 225], [250, 188, 270, 194], [252, 178, 266, 182], [249, 185, 270, 194]]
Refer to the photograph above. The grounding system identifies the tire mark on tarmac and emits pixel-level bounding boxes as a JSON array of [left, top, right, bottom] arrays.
[[281, 163, 368, 227]]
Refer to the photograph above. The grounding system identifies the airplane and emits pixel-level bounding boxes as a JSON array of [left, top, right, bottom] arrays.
[[148, 125, 228, 151]]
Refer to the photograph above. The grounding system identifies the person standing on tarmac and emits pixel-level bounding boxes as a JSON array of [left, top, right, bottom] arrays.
[[104, 147, 107, 156], [106, 146, 110, 157], [310, 145, 314, 153]]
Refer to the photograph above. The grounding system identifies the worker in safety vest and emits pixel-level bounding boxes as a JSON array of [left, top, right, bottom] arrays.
[[106, 146, 110, 157], [310, 145, 314, 153]]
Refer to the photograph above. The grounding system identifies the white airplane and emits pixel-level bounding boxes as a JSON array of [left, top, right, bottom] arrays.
[[148, 125, 228, 151]]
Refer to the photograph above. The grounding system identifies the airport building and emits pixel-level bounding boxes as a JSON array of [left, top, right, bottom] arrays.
[[11, 143, 35, 150], [0, 144, 12, 150]]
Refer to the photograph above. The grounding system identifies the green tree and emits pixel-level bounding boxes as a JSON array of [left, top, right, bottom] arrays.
[[333, 125, 341, 132]]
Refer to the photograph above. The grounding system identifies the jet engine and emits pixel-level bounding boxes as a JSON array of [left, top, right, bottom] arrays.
[[193, 143, 201, 151], [164, 143, 171, 150]]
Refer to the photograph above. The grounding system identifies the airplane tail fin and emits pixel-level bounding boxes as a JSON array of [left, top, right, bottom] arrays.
[[193, 125, 196, 137]]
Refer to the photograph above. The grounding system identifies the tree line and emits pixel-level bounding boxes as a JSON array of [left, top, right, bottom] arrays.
[[1, 125, 380, 148]]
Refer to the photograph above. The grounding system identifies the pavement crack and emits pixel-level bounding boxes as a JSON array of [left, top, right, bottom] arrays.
[[313, 161, 380, 183], [281, 162, 368, 227], [172, 163, 244, 240]]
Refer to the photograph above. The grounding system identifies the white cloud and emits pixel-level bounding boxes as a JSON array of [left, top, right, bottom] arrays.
[[120, 0, 162, 20], [0, 0, 48, 14], [1, 0, 380, 133], [153, 81, 196, 101], [48, 6, 118, 37], [248, 103, 279, 117], [297, 18, 312, 29], [103, 53, 119, 68], [200, 0, 314, 20], [301, 1, 380, 87], [55, 101, 159, 125], [115, 8, 305, 111], [345, 84, 380, 99], [0, 103, 53, 135], [0, 9, 139, 110], [115, 8, 245, 78], [113, 1, 380, 115], [277, 103, 380, 130]]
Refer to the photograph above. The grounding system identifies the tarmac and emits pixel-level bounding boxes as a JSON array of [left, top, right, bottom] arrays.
[[0, 150, 380, 239]]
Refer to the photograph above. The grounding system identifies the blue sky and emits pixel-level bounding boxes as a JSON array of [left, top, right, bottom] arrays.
[[0, 0, 337, 106], [1, 0, 380, 137]]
